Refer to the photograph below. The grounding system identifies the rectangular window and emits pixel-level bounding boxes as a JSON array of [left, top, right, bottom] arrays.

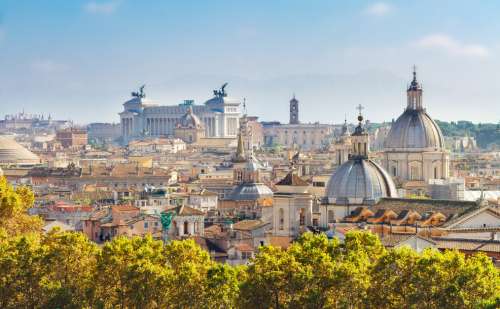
[[144, 222, 149, 229], [299, 208, 305, 226], [328, 210, 335, 223]]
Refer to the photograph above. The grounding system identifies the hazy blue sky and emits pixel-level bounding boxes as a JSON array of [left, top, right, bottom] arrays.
[[1, 1, 499, 124]]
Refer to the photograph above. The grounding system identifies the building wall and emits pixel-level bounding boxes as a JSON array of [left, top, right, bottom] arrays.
[[56, 129, 88, 148], [272, 195, 313, 237], [263, 124, 333, 150], [453, 211, 499, 229], [120, 97, 241, 144], [382, 151, 450, 182]]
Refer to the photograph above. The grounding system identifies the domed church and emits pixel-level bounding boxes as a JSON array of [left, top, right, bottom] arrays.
[[382, 69, 449, 189], [323, 112, 398, 221], [174, 106, 205, 143]]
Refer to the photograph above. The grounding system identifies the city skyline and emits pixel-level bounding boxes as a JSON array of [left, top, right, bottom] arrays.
[[1, 1, 500, 124]]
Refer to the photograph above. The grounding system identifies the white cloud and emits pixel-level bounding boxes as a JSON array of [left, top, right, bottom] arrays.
[[84, 1, 121, 14], [32, 60, 69, 73], [415, 34, 489, 58], [363, 2, 393, 16]]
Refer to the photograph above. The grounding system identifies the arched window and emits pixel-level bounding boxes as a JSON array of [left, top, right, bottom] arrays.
[[279, 208, 284, 230], [328, 210, 335, 223]]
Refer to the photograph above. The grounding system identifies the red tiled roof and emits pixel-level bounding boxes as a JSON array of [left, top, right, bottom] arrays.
[[234, 243, 254, 252]]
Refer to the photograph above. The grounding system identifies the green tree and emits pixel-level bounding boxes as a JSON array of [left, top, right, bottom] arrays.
[[367, 247, 420, 308], [41, 230, 98, 308], [163, 239, 214, 308], [0, 234, 46, 309], [368, 247, 500, 309], [0, 176, 42, 236], [240, 244, 308, 309], [94, 235, 170, 309], [205, 263, 242, 309]]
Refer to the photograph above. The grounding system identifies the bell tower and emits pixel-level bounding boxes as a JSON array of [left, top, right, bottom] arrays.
[[289, 94, 299, 124]]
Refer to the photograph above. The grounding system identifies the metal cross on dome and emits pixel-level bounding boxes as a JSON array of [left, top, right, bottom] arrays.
[[356, 104, 364, 116]]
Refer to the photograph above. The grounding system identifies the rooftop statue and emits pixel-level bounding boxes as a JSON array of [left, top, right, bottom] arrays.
[[160, 212, 174, 242], [213, 82, 228, 97], [160, 212, 174, 230], [131, 84, 146, 98]]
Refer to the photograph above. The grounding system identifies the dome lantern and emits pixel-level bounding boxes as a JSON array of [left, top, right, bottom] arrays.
[[350, 105, 369, 159], [384, 67, 445, 151], [407, 66, 423, 110]]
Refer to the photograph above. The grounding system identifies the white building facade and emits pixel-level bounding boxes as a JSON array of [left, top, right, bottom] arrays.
[[119, 84, 241, 144]]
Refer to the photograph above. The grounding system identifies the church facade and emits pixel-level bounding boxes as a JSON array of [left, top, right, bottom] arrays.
[[119, 84, 241, 144]]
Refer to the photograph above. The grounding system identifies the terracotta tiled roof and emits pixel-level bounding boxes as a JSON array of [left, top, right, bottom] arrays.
[[375, 198, 477, 219], [112, 205, 140, 212], [204, 224, 226, 238], [275, 172, 309, 186], [268, 236, 293, 249], [441, 205, 499, 229], [89, 209, 108, 220], [367, 209, 398, 223], [178, 205, 204, 216], [190, 236, 227, 257], [190, 189, 218, 196], [232, 220, 268, 231], [163, 205, 204, 216], [433, 238, 500, 253], [234, 243, 254, 252], [392, 209, 422, 223], [344, 207, 374, 223], [380, 234, 436, 248]]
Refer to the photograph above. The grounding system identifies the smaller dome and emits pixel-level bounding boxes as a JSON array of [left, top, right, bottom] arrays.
[[0, 136, 40, 165], [228, 183, 273, 201], [326, 159, 397, 205], [178, 107, 203, 129]]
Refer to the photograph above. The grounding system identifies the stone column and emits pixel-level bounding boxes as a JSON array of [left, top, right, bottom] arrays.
[[188, 222, 195, 235], [178, 220, 184, 236]]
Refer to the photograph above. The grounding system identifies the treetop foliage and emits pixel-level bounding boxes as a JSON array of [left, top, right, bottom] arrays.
[[0, 177, 498, 308]]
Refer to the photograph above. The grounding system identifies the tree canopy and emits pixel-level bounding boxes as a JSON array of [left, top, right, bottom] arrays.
[[0, 178, 498, 308]]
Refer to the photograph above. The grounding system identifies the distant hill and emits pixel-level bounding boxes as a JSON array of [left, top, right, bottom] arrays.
[[435, 120, 500, 149], [366, 120, 500, 149]]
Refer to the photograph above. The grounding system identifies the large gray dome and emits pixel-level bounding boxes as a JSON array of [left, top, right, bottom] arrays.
[[384, 109, 444, 151], [326, 159, 397, 205], [0, 136, 40, 165]]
